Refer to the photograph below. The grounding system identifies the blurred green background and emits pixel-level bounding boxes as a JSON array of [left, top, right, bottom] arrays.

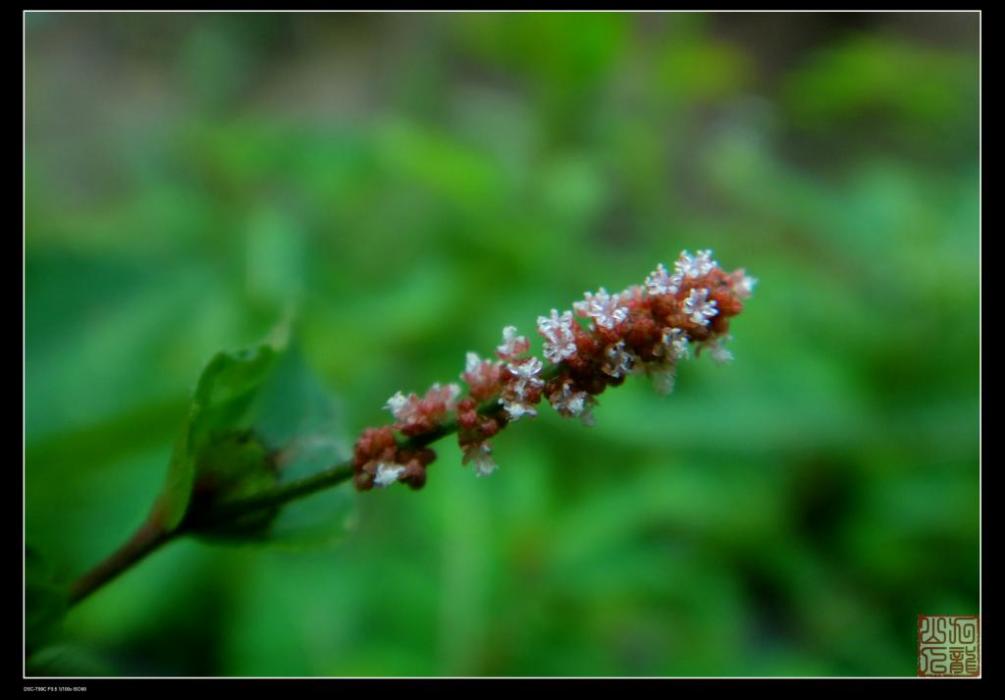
[[25, 11, 979, 676]]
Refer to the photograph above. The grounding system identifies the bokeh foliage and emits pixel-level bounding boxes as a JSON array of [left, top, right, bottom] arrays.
[[25, 12, 978, 676]]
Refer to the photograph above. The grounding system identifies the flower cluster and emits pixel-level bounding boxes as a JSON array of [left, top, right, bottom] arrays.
[[352, 250, 755, 490], [383, 382, 461, 437]]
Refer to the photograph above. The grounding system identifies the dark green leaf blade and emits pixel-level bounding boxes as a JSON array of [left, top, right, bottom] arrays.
[[199, 342, 357, 547], [152, 334, 356, 546], [154, 342, 281, 533]]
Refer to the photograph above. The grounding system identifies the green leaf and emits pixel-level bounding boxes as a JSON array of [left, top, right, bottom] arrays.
[[203, 342, 355, 547], [26, 547, 69, 655], [154, 341, 282, 533], [150, 329, 355, 546], [187, 428, 281, 539], [260, 431, 356, 549]]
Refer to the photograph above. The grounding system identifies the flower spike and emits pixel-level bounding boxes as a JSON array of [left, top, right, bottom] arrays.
[[353, 251, 754, 490]]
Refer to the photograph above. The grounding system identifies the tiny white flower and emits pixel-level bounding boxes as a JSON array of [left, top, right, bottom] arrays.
[[601, 340, 636, 379], [674, 249, 718, 279], [465, 351, 482, 374], [659, 327, 690, 362], [501, 357, 544, 420], [500, 397, 537, 421], [693, 249, 718, 276], [673, 251, 697, 279], [707, 337, 734, 365], [649, 365, 677, 396], [573, 287, 629, 330], [507, 356, 544, 388], [620, 284, 646, 306], [428, 382, 461, 409], [683, 287, 719, 326], [497, 325, 529, 360], [384, 391, 408, 415], [735, 274, 757, 299], [645, 263, 681, 296], [549, 382, 583, 415], [374, 462, 406, 488], [548, 381, 596, 425], [463, 442, 498, 477], [537, 309, 577, 364], [384, 391, 418, 423], [461, 351, 503, 396], [564, 391, 586, 416]]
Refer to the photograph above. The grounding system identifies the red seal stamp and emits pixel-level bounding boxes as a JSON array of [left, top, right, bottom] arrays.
[[918, 615, 980, 677]]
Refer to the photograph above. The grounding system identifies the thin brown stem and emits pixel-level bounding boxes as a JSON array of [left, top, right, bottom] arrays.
[[193, 461, 355, 527], [67, 366, 563, 607], [68, 517, 173, 606]]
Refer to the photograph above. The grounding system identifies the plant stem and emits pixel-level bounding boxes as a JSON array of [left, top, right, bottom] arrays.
[[201, 416, 468, 527], [68, 517, 173, 606], [66, 424, 455, 607], [67, 370, 558, 607], [66, 463, 358, 608], [196, 461, 355, 527]]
